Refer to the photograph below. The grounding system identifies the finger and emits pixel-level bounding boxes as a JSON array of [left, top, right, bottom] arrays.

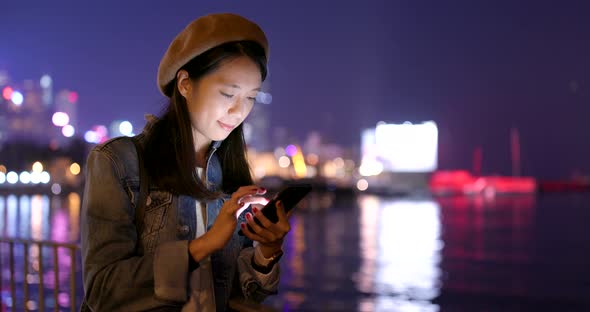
[[235, 203, 265, 219], [253, 206, 290, 234], [232, 186, 264, 202], [251, 207, 275, 229], [234, 196, 270, 219], [238, 196, 270, 206], [234, 203, 249, 219], [275, 201, 293, 230], [239, 222, 268, 243], [242, 217, 274, 243], [227, 187, 262, 215], [245, 212, 277, 242], [228, 201, 247, 217], [276, 200, 288, 222]]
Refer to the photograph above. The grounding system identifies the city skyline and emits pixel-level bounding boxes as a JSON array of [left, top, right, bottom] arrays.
[[1, 1, 589, 179]]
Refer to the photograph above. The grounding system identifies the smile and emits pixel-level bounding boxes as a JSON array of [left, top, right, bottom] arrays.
[[218, 121, 236, 131]]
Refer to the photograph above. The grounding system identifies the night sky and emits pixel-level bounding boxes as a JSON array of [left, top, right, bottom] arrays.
[[1, 0, 589, 179]]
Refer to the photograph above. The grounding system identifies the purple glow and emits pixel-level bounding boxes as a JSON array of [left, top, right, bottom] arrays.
[[84, 131, 99, 144], [93, 125, 109, 143], [286, 145, 297, 157]]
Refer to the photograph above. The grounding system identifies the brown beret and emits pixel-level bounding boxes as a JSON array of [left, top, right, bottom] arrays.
[[157, 13, 269, 96]]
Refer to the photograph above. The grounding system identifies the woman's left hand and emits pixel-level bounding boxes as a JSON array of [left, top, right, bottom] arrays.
[[240, 200, 292, 255]]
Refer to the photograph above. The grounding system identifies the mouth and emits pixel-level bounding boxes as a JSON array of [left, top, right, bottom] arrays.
[[218, 121, 236, 132]]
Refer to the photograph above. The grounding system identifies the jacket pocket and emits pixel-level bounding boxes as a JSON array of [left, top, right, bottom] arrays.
[[142, 190, 172, 236]]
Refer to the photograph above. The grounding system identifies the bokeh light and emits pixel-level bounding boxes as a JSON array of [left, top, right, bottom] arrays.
[[30, 172, 41, 184], [32, 162, 43, 173], [119, 121, 133, 136], [11, 91, 24, 106], [286, 145, 297, 157], [357, 179, 369, 191], [51, 183, 61, 195], [256, 91, 273, 104], [279, 156, 291, 168], [84, 131, 99, 144], [2, 86, 13, 100], [69, 91, 78, 103], [70, 163, 81, 175], [306, 153, 319, 166], [52, 112, 70, 127], [92, 125, 109, 143], [62, 125, 75, 137], [19, 171, 31, 184], [7, 171, 18, 184], [40, 172, 50, 184], [40, 75, 52, 88]]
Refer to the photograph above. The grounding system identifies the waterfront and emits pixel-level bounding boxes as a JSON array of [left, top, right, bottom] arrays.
[[1, 191, 589, 311]]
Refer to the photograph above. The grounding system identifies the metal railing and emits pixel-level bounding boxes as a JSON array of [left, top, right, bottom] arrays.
[[0, 237, 278, 312], [0, 237, 80, 312]]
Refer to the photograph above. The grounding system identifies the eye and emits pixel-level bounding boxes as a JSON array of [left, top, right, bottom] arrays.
[[220, 91, 234, 98], [247, 97, 256, 102]]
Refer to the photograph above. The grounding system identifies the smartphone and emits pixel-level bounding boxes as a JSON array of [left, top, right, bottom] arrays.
[[239, 184, 312, 235]]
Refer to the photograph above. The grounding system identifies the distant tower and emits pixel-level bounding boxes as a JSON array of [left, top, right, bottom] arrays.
[[473, 146, 483, 176], [40, 74, 54, 108], [304, 131, 322, 156], [0, 71, 10, 145], [23, 79, 44, 112], [511, 127, 521, 177], [24, 79, 52, 141]]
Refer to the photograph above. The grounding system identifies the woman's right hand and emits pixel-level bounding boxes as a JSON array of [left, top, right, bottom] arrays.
[[189, 186, 268, 262]]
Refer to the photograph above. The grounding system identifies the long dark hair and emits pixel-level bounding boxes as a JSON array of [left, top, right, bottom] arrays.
[[143, 40, 267, 200]]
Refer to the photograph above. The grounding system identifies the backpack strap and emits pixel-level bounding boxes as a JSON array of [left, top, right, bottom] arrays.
[[131, 136, 149, 244]]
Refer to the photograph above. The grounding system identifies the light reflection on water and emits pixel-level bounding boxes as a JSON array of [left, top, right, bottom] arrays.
[[0, 193, 82, 311], [352, 196, 443, 312], [2, 194, 82, 244], [2, 191, 589, 311], [264, 194, 443, 312]]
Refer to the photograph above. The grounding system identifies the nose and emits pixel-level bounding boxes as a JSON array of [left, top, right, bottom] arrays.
[[228, 98, 246, 118]]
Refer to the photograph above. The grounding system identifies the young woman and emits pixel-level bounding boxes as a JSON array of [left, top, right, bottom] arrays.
[[81, 13, 290, 311]]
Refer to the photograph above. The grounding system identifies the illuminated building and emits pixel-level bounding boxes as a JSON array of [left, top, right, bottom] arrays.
[[358, 121, 439, 194], [0, 77, 56, 144]]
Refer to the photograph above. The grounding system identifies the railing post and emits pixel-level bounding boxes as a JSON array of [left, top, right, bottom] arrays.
[[39, 243, 45, 312], [0, 243, 3, 309], [70, 247, 76, 312], [24, 242, 29, 311], [0, 238, 80, 311], [53, 245, 59, 312], [10, 242, 16, 311]]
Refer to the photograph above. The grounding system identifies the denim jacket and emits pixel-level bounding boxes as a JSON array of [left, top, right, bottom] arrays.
[[80, 131, 279, 311]]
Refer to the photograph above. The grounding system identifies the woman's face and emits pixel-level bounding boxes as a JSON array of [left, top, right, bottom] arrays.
[[179, 56, 262, 144]]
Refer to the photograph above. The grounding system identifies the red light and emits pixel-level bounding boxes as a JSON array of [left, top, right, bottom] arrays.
[[69, 91, 78, 103], [2, 87, 13, 100]]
